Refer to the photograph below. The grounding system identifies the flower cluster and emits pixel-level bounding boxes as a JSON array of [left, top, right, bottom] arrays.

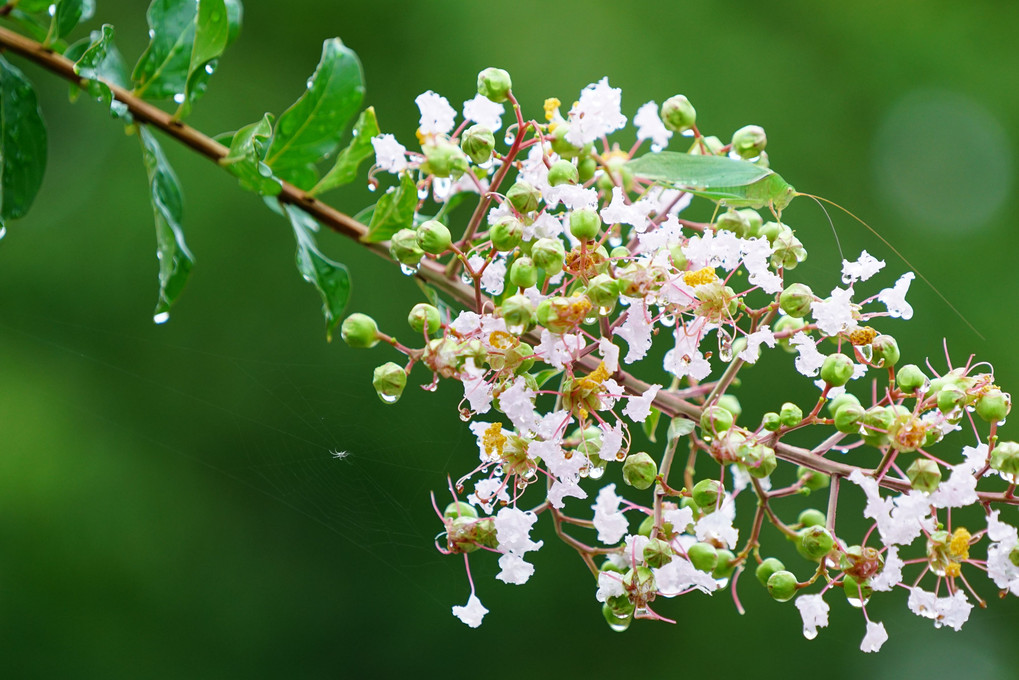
[[341, 67, 1019, 651]]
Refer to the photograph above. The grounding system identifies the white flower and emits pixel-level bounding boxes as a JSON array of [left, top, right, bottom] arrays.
[[460, 359, 492, 414], [598, 422, 624, 461], [653, 556, 719, 595], [592, 484, 629, 544], [600, 186, 655, 230], [841, 250, 885, 284], [738, 326, 776, 364], [370, 133, 408, 173], [548, 476, 587, 509], [663, 318, 713, 381], [929, 462, 980, 508], [543, 183, 598, 210], [790, 332, 826, 377], [795, 594, 830, 639], [565, 77, 627, 146], [907, 588, 973, 631], [811, 287, 858, 336], [468, 477, 509, 513], [462, 93, 504, 131], [494, 507, 542, 554], [499, 376, 540, 435], [467, 254, 507, 296], [616, 301, 655, 363], [535, 330, 585, 370], [496, 552, 535, 585], [663, 506, 695, 534], [869, 547, 903, 592], [860, 620, 888, 652], [877, 272, 915, 319], [598, 337, 620, 373], [622, 384, 661, 423], [415, 90, 456, 135], [596, 571, 625, 602], [634, 101, 672, 150], [694, 498, 738, 549], [452, 594, 488, 628]]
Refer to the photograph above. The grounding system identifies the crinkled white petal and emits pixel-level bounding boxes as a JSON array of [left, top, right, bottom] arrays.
[[452, 594, 488, 628], [841, 250, 885, 284], [860, 621, 888, 652], [634, 101, 672, 150], [416, 90, 456, 135], [462, 93, 504, 131]]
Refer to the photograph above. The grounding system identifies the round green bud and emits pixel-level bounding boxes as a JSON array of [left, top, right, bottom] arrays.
[[511, 342, 535, 375], [740, 442, 777, 479], [827, 392, 861, 417], [570, 208, 602, 241], [842, 574, 872, 604], [756, 557, 785, 586], [622, 452, 658, 490], [1010, 546, 1019, 568], [712, 549, 737, 579], [661, 95, 696, 133], [506, 180, 541, 214], [871, 334, 900, 368], [477, 67, 512, 103], [687, 542, 719, 573], [372, 361, 407, 404], [977, 389, 1011, 423], [834, 403, 866, 434], [718, 394, 743, 421], [416, 219, 452, 255], [862, 406, 895, 447], [637, 513, 675, 539], [715, 208, 753, 237], [669, 244, 688, 270], [490, 216, 524, 251], [531, 238, 566, 274], [779, 402, 803, 428], [586, 274, 620, 309], [798, 508, 826, 528], [691, 478, 724, 510], [797, 466, 830, 491], [700, 404, 734, 435], [896, 364, 927, 393], [499, 294, 534, 332], [767, 570, 798, 602], [642, 537, 673, 568], [509, 257, 538, 289], [443, 501, 477, 519], [820, 354, 855, 387], [421, 140, 468, 178], [937, 384, 967, 413], [779, 283, 814, 318], [731, 124, 767, 159], [340, 313, 380, 349], [758, 221, 783, 243], [548, 159, 579, 187], [610, 245, 630, 260], [990, 441, 1019, 481], [762, 412, 781, 432], [770, 229, 807, 270], [390, 228, 424, 266], [797, 526, 835, 561], [408, 303, 441, 335], [906, 458, 943, 493], [549, 124, 582, 158], [577, 155, 598, 183], [460, 124, 496, 164], [737, 209, 763, 236]]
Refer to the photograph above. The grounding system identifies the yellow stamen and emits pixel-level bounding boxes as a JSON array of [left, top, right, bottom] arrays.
[[482, 423, 507, 459], [415, 128, 426, 145], [683, 267, 719, 287], [488, 330, 516, 349], [543, 97, 561, 122], [849, 326, 878, 346], [949, 527, 972, 560], [576, 362, 611, 393], [945, 562, 961, 578]]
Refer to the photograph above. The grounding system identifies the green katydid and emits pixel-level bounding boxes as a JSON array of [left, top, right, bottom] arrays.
[[626, 151, 982, 338]]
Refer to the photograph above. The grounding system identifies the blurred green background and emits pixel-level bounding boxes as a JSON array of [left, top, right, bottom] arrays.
[[1, 0, 1018, 677]]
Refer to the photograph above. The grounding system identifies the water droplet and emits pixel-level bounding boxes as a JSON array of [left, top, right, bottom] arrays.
[[148, 29, 156, 38], [608, 234, 623, 248], [153, 311, 170, 324], [399, 263, 420, 276], [379, 393, 399, 404], [47, 4, 56, 16], [506, 323, 526, 335], [504, 132, 515, 145], [257, 163, 272, 177], [204, 64, 215, 75], [420, 381, 438, 392], [598, 305, 613, 316], [433, 178, 452, 200], [417, 185, 430, 200], [606, 613, 631, 632], [0, 226, 6, 241], [845, 594, 869, 608], [306, 79, 314, 89], [714, 576, 730, 588], [803, 629, 818, 641], [460, 272, 474, 286], [589, 465, 605, 480], [173, 93, 185, 104], [367, 183, 377, 192]]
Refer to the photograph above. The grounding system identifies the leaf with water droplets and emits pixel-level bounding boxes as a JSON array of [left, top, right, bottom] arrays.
[[219, 112, 283, 196], [361, 172, 417, 243], [310, 106, 379, 196], [71, 24, 131, 118], [285, 204, 351, 340], [138, 126, 194, 322], [265, 38, 365, 182], [0, 56, 47, 227], [176, 0, 239, 118]]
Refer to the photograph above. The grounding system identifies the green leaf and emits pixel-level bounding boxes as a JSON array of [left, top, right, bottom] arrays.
[[138, 126, 194, 322], [218, 113, 282, 196], [72, 25, 131, 118], [666, 416, 696, 442], [361, 172, 417, 243], [132, 0, 198, 100], [534, 369, 562, 389], [627, 151, 796, 210], [54, 0, 95, 40], [264, 38, 365, 173], [642, 406, 662, 444], [0, 56, 47, 227], [310, 106, 379, 196], [285, 204, 351, 340], [175, 0, 231, 118], [224, 0, 243, 45]]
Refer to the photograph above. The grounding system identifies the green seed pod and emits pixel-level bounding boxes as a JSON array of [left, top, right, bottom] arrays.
[[548, 159, 579, 187], [797, 526, 835, 561], [834, 403, 866, 434], [637, 513, 675, 539], [691, 478, 724, 510], [740, 442, 777, 479], [896, 364, 927, 393], [506, 180, 541, 214], [569, 208, 602, 241], [500, 294, 533, 332], [767, 570, 798, 602], [770, 229, 807, 270], [490, 216, 524, 251], [586, 274, 620, 309], [798, 508, 826, 528], [715, 208, 753, 237], [421, 140, 468, 178], [700, 405, 734, 435], [642, 537, 673, 568], [340, 313, 380, 349], [443, 501, 477, 519], [622, 452, 658, 490], [779, 283, 814, 318], [509, 257, 538, 289], [477, 67, 512, 102], [718, 394, 743, 421], [762, 412, 781, 432], [407, 303, 441, 335], [871, 335, 900, 368], [531, 237, 566, 274], [390, 228, 424, 266], [861, 406, 895, 447], [758, 221, 783, 243], [372, 361, 407, 404], [687, 542, 719, 573], [460, 124, 496, 164], [990, 441, 1019, 481], [416, 219, 452, 255], [906, 458, 942, 492], [731, 124, 767, 159], [712, 549, 737, 579], [977, 389, 1011, 423], [661, 94, 696, 133], [549, 124, 582, 158], [820, 354, 855, 387], [937, 384, 967, 413], [779, 402, 803, 428], [756, 557, 785, 587], [827, 392, 861, 417], [797, 466, 830, 491]]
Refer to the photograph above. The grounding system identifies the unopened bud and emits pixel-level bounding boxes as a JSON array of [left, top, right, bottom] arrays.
[[622, 451, 658, 490], [820, 354, 855, 387], [531, 237, 566, 274], [443, 501, 477, 519], [691, 478, 724, 509], [416, 219, 452, 255], [506, 180, 541, 214], [797, 526, 835, 561], [779, 283, 814, 318], [490, 216, 524, 251], [509, 257, 538, 289], [700, 405, 734, 435], [740, 442, 777, 479], [871, 334, 900, 368], [990, 441, 1019, 481], [389, 228, 424, 266], [586, 274, 620, 309], [896, 364, 927, 393], [643, 537, 673, 568], [421, 140, 468, 178], [460, 124, 495, 164], [797, 466, 830, 492], [977, 389, 1011, 422], [834, 403, 865, 434], [661, 95, 696, 133], [715, 208, 752, 237], [548, 159, 579, 186], [779, 402, 803, 428], [340, 313, 380, 349], [862, 406, 895, 447], [477, 67, 512, 103], [798, 509, 826, 528], [500, 294, 534, 333], [756, 557, 785, 586], [762, 412, 781, 431], [687, 542, 719, 573], [767, 570, 798, 602], [408, 303, 441, 335], [731, 124, 767, 159], [569, 208, 602, 241], [770, 229, 807, 269], [907, 458, 942, 492], [372, 361, 407, 404], [937, 384, 967, 413], [713, 549, 737, 579]]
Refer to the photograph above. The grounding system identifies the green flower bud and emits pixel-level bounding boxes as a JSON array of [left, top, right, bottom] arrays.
[[390, 228, 425, 268], [689, 134, 724, 156], [756, 557, 785, 586], [506, 180, 541, 214], [797, 526, 835, 561], [990, 441, 1019, 481], [661, 95, 696, 133], [842, 574, 872, 605], [687, 542, 719, 573], [548, 159, 579, 187], [622, 566, 656, 599], [586, 274, 620, 310], [372, 361, 407, 404], [712, 549, 737, 579], [637, 513, 675, 539], [407, 303, 441, 335], [770, 229, 807, 270], [937, 384, 967, 413], [536, 295, 588, 334], [691, 478, 724, 510], [906, 458, 942, 492], [779, 283, 814, 318], [834, 403, 866, 434], [862, 406, 895, 447], [477, 67, 512, 103], [820, 354, 855, 387], [798, 508, 826, 528], [643, 537, 673, 568], [669, 244, 688, 270], [531, 238, 566, 274], [549, 124, 582, 158], [340, 313, 380, 349], [500, 294, 534, 333], [1010, 546, 1019, 568], [490, 216, 524, 251], [443, 501, 477, 519], [509, 257, 538, 289], [700, 405, 734, 435], [715, 208, 753, 237], [762, 412, 781, 432], [767, 570, 798, 602], [977, 389, 1011, 423], [779, 402, 803, 428], [740, 442, 777, 479], [416, 219, 452, 255], [510, 342, 535, 375], [421, 140, 468, 178], [577, 155, 597, 182], [610, 245, 630, 260], [460, 124, 496, 164], [731, 124, 767, 159], [622, 452, 658, 490], [797, 466, 830, 491], [737, 209, 763, 236], [871, 334, 900, 368], [718, 394, 743, 421], [570, 208, 602, 241], [827, 392, 861, 417], [758, 221, 783, 243], [896, 364, 927, 393]]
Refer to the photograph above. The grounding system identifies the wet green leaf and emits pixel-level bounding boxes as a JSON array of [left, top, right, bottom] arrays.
[[219, 112, 282, 196], [0, 56, 47, 226], [176, 0, 232, 118], [54, 0, 94, 40], [138, 126, 194, 322], [667, 416, 696, 442], [285, 204, 351, 340], [310, 106, 379, 196], [361, 172, 417, 243], [642, 406, 661, 444], [265, 38, 364, 174], [132, 0, 197, 101], [72, 25, 131, 118]]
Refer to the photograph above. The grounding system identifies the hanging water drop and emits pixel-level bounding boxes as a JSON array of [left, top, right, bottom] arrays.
[[153, 311, 170, 324], [589, 465, 605, 480], [204, 64, 215, 75], [399, 263, 420, 276], [417, 184, 430, 200], [0, 226, 7, 241], [47, 4, 56, 16], [433, 178, 452, 200], [460, 272, 474, 286], [379, 393, 399, 404], [173, 93, 185, 104]]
